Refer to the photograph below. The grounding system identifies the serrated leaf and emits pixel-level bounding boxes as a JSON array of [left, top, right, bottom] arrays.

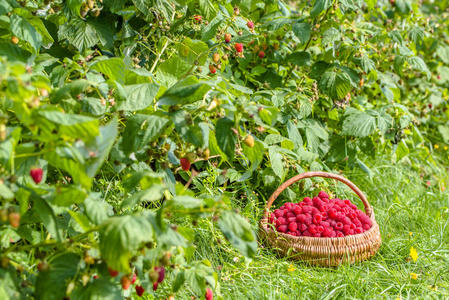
[[286, 51, 311, 66], [215, 118, 236, 160], [176, 38, 209, 66], [90, 58, 125, 84], [10, 14, 42, 51], [322, 27, 341, 45], [292, 22, 311, 44], [436, 44, 449, 64], [158, 76, 211, 106], [408, 56, 430, 79], [310, 0, 333, 19], [269, 146, 284, 180], [218, 211, 257, 258], [342, 111, 376, 137], [157, 55, 191, 87], [319, 69, 351, 99], [116, 83, 160, 111], [59, 19, 98, 53], [71, 278, 122, 300], [100, 215, 153, 273], [201, 15, 223, 41], [171, 110, 204, 147]]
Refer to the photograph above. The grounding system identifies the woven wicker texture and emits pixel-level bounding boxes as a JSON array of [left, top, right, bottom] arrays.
[[259, 171, 382, 266]]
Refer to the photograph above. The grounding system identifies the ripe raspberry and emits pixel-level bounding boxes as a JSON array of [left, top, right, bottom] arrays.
[[206, 288, 213, 300], [354, 228, 363, 234], [322, 227, 333, 237], [287, 217, 297, 223], [269, 213, 276, 224], [30, 167, 43, 184], [135, 285, 145, 296], [302, 205, 312, 214], [313, 214, 322, 224], [180, 158, 191, 171], [342, 217, 351, 225], [247, 21, 254, 29], [313, 233, 321, 237], [234, 43, 243, 52], [278, 225, 288, 233], [329, 220, 337, 227], [328, 208, 338, 219], [348, 212, 357, 220], [343, 199, 351, 206], [355, 209, 364, 215], [299, 223, 308, 232], [341, 207, 350, 215], [312, 197, 322, 207], [296, 214, 306, 223], [224, 33, 232, 43], [292, 205, 302, 215], [108, 268, 119, 277], [284, 203, 293, 210], [353, 219, 362, 227], [318, 191, 329, 199], [330, 230, 337, 237], [335, 212, 345, 222], [318, 204, 329, 212], [335, 222, 343, 230], [321, 212, 328, 218], [349, 204, 357, 210], [304, 214, 313, 226], [258, 51, 265, 58], [121, 275, 131, 290], [275, 217, 286, 226], [362, 224, 371, 230], [194, 15, 202, 23], [311, 207, 320, 216], [335, 200, 345, 207], [153, 282, 158, 291], [303, 197, 313, 204], [286, 212, 295, 218], [336, 232, 344, 237], [295, 230, 302, 236], [209, 64, 217, 74], [321, 221, 330, 228], [349, 223, 356, 230], [274, 209, 284, 218], [155, 266, 165, 283], [309, 224, 317, 234], [342, 225, 353, 235], [288, 231, 297, 236], [302, 230, 312, 237], [131, 273, 137, 284], [316, 226, 324, 233], [93, 275, 98, 279]]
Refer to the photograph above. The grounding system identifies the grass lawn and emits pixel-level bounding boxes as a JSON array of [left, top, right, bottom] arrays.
[[170, 157, 449, 299]]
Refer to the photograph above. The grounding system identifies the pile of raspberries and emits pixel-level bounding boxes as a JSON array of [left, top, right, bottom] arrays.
[[269, 191, 372, 237]]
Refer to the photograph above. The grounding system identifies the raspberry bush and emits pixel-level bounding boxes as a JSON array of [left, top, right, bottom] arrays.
[[0, 0, 448, 299]]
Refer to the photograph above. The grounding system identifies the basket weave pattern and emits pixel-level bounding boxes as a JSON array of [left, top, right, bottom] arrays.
[[259, 171, 382, 266]]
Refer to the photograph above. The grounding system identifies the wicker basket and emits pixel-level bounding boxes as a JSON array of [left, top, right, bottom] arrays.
[[259, 171, 382, 266]]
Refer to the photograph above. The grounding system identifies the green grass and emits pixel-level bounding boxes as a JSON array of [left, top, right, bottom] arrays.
[[174, 157, 449, 299]]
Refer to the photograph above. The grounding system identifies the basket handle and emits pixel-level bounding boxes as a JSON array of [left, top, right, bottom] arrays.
[[263, 171, 372, 218]]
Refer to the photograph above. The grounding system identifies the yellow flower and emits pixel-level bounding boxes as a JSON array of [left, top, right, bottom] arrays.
[[434, 144, 439, 149], [410, 247, 418, 262], [411, 272, 418, 280], [429, 285, 438, 291], [445, 146, 448, 150], [409, 232, 413, 237], [396, 297, 402, 300], [287, 264, 295, 272]]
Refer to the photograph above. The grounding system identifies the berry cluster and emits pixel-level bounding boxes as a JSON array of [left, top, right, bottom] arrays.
[[269, 191, 372, 237]]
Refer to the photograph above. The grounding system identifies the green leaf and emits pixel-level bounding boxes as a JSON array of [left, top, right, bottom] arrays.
[[157, 55, 192, 87], [438, 125, 449, 143], [287, 120, 303, 149], [132, 0, 174, 20], [176, 38, 209, 66], [218, 211, 257, 258], [90, 58, 125, 84], [100, 215, 154, 273], [269, 146, 285, 180], [10, 14, 42, 51], [121, 113, 170, 155], [83, 194, 111, 225], [33, 196, 63, 242], [319, 69, 351, 99], [292, 22, 311, 44], [215, 118, 236, 160], [0, 42, 31, 63], [238, 139, 265, 181], [116, 83, 160, 111], [59, 19, 98, 53], [201, 15, 223, 41], [121, 184, 165, 209], [158, 76, 211, 106], [310, 0, 333, 19], [35, 252, 80, 300], [104, 0, 127, 13], [172, 269, 186, 292], [171, 110, 204, 147], [396, 139, 409, 161], [395, 0, 412, 13], [409, 26, 424, 45], [71, 278, 122, 300], [286, 51, 311, 66], [408, 56, 430, 79], [436, 44, 449, 64], [52, 187, 87, 206], [322, 27, 341, 45], [341, 110, 376, 138]]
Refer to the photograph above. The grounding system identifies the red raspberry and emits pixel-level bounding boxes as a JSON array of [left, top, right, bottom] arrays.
[[278, 225, 288, 232], [292, 205, 302, 215], [135, 285, 145, 296], [275, 217, 286, 227], [180, 158, 191, 171], [336, 231, 345, 237], [93, 275, 98, 279], [335, 200, 345, 207], [349, 223, 356, 230], [247, 21, 254, 29], [299, 223, 308, 232], [353, 219, 362, 227], [285, 203, 293, 210], [321, 212, 327, 218], [341, 207, 350, 215], [355, 209, 364, 215], [206, 288, 213, 300], [318, 191, 329, 199], [274, 209, 284, 218], [321, 221, 330, 228], [322, 227, 333, 237], [258, 51, 265, 58], [344, 199, 351, 206], [288, 217, 297, 223], [362, 224, 371, 230], [289, 231, 297, 236], [269, 213, 276, 224], [108, 268, 119, 277], [155, 266, 165, 283], [335, 212, 345, 222], [311, 207, 320, 216], [328, 208, 338, 219], [316, 226, 324, 233], [318, 204, 329, 212], [342, 217, 351, 225], [312, 197, 322, 207], [313, 233, 321, 237], [30, 167, 43, 184], [296, 214, 306, 223], [234, 43, 243, 52], [295, 230, 302, 236], [194, 15, 202, 22], [131, 273, 137, 284], [302, 205, 312, 214], [330, 230, 337, 237], [299, 202, 306, 207], [329, 220, 337, 227], [153, 282, 158, 291], [342, 225, 353, 235], [304, 214, 312, 226], [348, 212, 357, 220], [354, 228, 363, 234], [349, 204, 357, 210], [302, 230, 312, 237], [303, 197, 313, 204], [357, 214, 370, 224], [309, 225, 317, 234], [286, 212, 295, 218], [335, 222, 343, 230], [288, 222, 298, 232], [313, 214, 322, 224]]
